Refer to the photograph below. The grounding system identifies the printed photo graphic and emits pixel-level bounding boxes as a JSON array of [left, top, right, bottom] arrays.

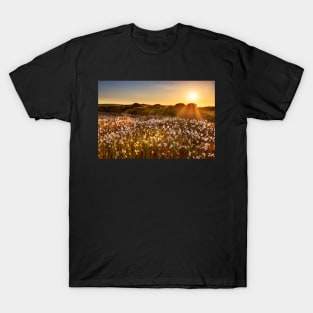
[[98, 81, 215, 159]]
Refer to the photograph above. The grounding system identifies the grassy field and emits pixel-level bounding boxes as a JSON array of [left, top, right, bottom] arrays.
[[98, 103, 215, 159], [98, 102, 215, 121]]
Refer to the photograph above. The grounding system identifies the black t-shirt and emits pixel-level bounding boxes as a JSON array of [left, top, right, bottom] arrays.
[[9, 23, 303, 288]]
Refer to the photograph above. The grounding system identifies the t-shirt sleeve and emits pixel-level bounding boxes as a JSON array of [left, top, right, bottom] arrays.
[[232, 40, 304, 120], [9, 40, 77, 122]]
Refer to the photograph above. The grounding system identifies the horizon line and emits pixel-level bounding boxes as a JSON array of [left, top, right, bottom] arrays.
[[98, 102, 215, 107]]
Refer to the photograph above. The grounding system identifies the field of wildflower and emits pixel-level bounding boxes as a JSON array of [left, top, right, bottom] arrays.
[[98, 113, 215, 159]]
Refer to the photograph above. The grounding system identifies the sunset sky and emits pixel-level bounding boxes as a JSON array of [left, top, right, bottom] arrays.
[[98, 81, 215, 107]]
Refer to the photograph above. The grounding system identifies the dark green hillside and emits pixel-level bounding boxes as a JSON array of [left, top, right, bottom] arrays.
[[98, 103, 215, 121]]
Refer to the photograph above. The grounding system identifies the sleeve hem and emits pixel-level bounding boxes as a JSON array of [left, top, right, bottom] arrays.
[[279, 65, 304, 120], [9, 70, 40, 120]]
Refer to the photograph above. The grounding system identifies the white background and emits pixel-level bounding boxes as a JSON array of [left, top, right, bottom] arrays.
[[1, 1, 312, 312]]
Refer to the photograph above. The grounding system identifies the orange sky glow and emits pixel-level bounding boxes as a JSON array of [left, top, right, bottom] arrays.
[[98, 81, 215, 107]]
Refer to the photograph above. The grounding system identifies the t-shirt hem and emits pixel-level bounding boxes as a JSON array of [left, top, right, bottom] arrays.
[[279, 64, 304, 120], [9, 70, 40, 120], [69, 278, 247, 288]]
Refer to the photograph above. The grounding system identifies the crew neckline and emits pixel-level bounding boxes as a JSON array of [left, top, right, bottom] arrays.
[[128, 23, 187, 56]]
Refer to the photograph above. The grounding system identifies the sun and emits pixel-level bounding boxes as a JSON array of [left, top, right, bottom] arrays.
[[188, 92, 198, 102]]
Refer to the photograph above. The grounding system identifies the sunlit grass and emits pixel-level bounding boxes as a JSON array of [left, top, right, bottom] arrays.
[[98, 113, 215, 159]]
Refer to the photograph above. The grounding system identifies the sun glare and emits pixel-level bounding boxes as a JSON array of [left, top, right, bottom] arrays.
[[188, 92, 198, 102]]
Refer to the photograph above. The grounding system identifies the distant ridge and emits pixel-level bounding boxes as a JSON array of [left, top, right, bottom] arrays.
[[98, 102, 214, 108], [98, 102, 215, 121]]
